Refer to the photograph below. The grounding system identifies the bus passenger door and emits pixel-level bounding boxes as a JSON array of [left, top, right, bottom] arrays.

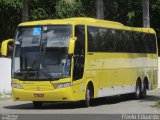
[[72, 25, 86, 99], [73, 40, 85, 81]]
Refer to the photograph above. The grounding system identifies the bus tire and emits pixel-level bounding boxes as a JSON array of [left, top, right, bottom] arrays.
[[134, 81, 141, 99], [141, 83, 147, 98], [33, 101, 43, 109], [83, 86, 91, 107]]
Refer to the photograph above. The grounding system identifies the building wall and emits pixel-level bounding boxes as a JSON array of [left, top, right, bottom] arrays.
[[0, 58, 11, 95], [158, 57, 160, 88]]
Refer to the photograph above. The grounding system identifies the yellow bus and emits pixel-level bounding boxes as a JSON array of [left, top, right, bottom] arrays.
[[8, 17, 158, 108]]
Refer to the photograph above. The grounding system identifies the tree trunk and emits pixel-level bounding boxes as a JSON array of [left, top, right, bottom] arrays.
[[22, 0, 29, 22], [96, 0, 104, 19], [142, 0, 150, 28]]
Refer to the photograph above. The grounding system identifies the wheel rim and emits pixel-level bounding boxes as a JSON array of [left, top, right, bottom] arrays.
[[136, 83, 141, 98]]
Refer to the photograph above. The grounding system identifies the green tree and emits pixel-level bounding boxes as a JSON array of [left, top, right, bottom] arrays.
[[150, 0, 160, 48], [0, 0, 22, 42], [1, 0, 160, 48], [81, 0, 96, 18], [55, 0, 84, 18], [29, 0, 57, 20], [103, 0, 142, 26]]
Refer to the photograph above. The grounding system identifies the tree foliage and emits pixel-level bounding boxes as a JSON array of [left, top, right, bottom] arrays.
[[55, 0, 84, 18], [29, 0, 57, 20], [0, 0, 160, 47], [0, 0, 22, 41]]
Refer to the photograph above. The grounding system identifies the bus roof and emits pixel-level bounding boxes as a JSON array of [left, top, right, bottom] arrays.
[[19, 17, 123, 26], [18, 17, 155, 34]]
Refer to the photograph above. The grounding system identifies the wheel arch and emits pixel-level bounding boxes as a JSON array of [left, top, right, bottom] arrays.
[[137, 77, 142, 85], [143, 77, 149, 90], [86, 81, 94, 99]]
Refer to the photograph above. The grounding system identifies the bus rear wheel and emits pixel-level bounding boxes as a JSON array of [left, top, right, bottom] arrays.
[[33, 101, 43, 109], [141, 83, 147, 98]]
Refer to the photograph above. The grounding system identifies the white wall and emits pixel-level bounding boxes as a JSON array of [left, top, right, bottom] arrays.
[[158, 57, 160, 88], [0, 58, 11, 95]]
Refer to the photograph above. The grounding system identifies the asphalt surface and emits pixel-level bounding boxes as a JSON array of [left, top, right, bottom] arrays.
[[0, 89, 160, 115]]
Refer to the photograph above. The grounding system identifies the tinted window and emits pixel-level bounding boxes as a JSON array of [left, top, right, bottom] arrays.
[[148, 34, 157, 53], [88, 27, 99, 52], [73, 25, 85, 81], [87, 26, 157, 53]]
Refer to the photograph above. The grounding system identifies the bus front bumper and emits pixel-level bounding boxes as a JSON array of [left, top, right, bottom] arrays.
[[12, 87, 76, 102]]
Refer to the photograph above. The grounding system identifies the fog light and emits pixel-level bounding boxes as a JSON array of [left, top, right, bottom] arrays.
[[12, 83, 23, 89]]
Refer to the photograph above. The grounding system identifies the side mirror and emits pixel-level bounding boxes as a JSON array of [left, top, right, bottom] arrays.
[[68, 37, 77, 54], [1, 39, 13, 57]]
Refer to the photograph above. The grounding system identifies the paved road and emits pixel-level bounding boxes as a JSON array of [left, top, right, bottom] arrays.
[[0, 89, 160, 114]]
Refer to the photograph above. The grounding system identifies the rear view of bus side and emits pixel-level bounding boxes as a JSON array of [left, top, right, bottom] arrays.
[[11, 18, 158, 108]]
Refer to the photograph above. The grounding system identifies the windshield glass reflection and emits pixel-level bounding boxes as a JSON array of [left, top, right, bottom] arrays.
[[12, 25, 72, 80]]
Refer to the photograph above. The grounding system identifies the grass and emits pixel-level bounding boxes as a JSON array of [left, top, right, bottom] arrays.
[[0, 94, 11, 101], [0, 97, 10, 101], [154, 100, 160, 108]]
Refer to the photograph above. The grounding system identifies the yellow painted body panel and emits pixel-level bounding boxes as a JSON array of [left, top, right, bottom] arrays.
[[12, 17, 158, 102], [85, 53, 158, 98], [12, 78, 85, 101], [13, 87, 74, 101]]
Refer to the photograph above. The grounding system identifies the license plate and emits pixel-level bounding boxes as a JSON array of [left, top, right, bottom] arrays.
[[34, 94, 44, 97]]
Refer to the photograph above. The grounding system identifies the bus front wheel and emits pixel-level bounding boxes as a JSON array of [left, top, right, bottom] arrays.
[[83, 86, 91, 107]]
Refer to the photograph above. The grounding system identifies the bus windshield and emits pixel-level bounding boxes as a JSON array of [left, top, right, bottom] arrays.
[[12, 25, 72, 80]]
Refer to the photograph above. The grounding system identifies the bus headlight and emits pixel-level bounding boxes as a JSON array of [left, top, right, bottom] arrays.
[[53, 82, 72, 89], [12, 83, 23, 89]]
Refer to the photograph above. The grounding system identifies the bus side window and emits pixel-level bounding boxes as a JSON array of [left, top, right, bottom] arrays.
[[73, 25, 85, 81]]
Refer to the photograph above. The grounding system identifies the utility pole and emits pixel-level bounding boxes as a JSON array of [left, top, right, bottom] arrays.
[[142, 0, 150, 28], [96, 0, 104, 19], [22, 0, 29, 22]]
